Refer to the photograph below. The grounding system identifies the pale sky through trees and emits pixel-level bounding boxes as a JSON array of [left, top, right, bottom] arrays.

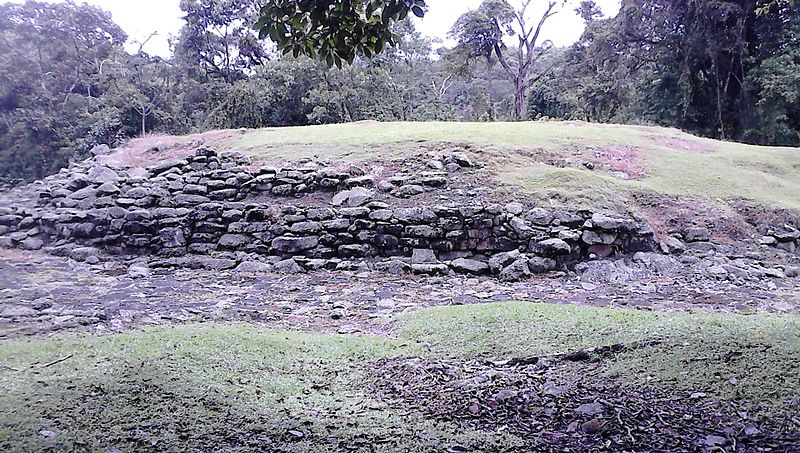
[[2, 0, 621, 57]]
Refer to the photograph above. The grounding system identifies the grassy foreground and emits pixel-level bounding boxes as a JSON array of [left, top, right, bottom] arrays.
[[226, 121, 800, 210], [1, 302, 798, 452]]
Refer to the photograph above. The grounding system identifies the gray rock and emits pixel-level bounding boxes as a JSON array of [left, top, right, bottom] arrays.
[[369, 209, 394, 221], [21, 237, 44, 250], [427, 159, 444, 170], [504, 202, 525, 215], [532, 238, 571, 256], [69, 247, 99, 262], [489, 250, 522, 273], [684, 227, 710, 242], [412, 248, 438, 264], [160, 228, 186, 248], [500, 259, 531, 281], [771, 229, 800, 242], [219, 234, 251, 249], [591, 213, 636, 232], [346, 187, 374, 207], [525, 208, 553, 226], [272, 236, 319, 253], [127, 263, 151, 279], [87, 165, 120, 184], [290, 221, 323, 234], [1, 306, 37, 317], [582, 230, 617, 246], [90, 144, 111, 156], [411, 263, 449, 275], [759, 236, 778, 246], [394, 185, 425, 198], [450, 258, 489, 275], [274, 258, 305, 273], [184, 257, 238, 270], [527, 257, 557, 273], [234, 261, 273, 273], [394, 207, 437, 224], [660, 236, 686, 255]]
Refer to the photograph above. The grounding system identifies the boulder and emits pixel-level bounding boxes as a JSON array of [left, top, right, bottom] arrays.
[[527, 257, 557, 273], [412, 248, 438, 264], [532, 238, 571, 257], [500, 259, 531, 281], [684, 227, 710, 243], [590, 213, 636, 232], [525, 208, 554, 226], [394, 185, 425, 198], [90, 144, 112, 156], [489, 249, 522, 273], [274, 258, 305, 274], [450, 258, 489, 275], [411, 263, 449, 275], [234, 261, 273, 273], [272, 236, 319, 253], [660, 236, 686, 255], [87, 165, 120, 184]]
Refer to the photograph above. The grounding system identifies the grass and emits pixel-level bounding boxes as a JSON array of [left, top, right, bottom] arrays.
[[225, 121, 800, 211], [396, 302, 800, 419], [2, 303, 798, 451]]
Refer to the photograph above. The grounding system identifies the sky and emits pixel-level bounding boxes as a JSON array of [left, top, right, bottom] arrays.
[[3, 0, 621, 57]]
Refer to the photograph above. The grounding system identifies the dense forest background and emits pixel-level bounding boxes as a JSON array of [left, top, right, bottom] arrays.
[[1, 0, 798, 183]]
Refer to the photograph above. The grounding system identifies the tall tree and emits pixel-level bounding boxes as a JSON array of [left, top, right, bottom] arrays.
[[176, 0, 269, 83], [451, 0, 563, 120]]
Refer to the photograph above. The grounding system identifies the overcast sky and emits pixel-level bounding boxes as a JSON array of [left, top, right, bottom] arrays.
[[4, 0, 621, 56]]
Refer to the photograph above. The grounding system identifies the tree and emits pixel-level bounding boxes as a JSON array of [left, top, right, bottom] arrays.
[[255, 0, 427, 67], [176, 0, 269, 83], [451, 0, 563, 120], [0, 0, 128, 180]]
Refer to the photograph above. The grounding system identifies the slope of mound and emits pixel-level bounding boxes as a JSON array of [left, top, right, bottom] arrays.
[[111, 121, 800, 212]]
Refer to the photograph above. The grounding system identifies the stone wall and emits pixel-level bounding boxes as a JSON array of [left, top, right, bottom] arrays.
[[0, 148, 661, 280]]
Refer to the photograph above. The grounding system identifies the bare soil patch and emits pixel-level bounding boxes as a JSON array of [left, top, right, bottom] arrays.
[[96, 129, 244, 168], [370, 356, 799, 452]]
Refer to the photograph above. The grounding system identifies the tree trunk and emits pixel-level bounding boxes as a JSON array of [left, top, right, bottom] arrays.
[[514, 80, 526, 121], [141, 112, 147, 137]]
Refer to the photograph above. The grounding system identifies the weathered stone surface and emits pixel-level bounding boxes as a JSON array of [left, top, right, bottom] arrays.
[[234, 261, 273, 273], [412, 248, 438, 264], [274, 258, 304, 273], [684, 227, 710, 243], [527, 257, 557, 273], [582, 230, 617, 246], [500, 258, 530, 281], [532, 238, 571, 257], [272, 236, 318, 253], [489, 250, 522, 273], [219, 234, 250, 249], [660, 237, 686, 255], [450, 258, 489, 275], [394, 207, 437, 224], [394, 185, 425, 198]]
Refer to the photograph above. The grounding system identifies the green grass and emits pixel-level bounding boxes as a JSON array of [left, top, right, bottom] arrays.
[[226, 121, 800, 211], [2, 303, 799, 451]]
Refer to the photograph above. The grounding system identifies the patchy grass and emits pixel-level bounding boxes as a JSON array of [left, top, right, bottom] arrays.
[[224, 121, 800, 211], [0, 326, 518, 452], [1, 303, 798, 451], [396, 302, 800, 419]]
